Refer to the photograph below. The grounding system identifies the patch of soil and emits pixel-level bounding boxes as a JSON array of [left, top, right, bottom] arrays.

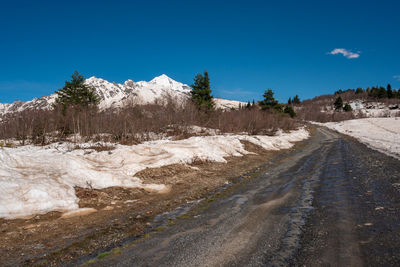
[[0, 140, 293, 266]]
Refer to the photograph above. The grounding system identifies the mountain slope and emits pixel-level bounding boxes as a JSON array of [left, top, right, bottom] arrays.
[[0, 75, 244, 115]]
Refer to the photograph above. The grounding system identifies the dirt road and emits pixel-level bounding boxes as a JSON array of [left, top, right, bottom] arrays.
[[87, 127, 400, 266]]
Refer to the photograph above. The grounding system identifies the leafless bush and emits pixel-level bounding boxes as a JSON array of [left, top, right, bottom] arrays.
[[0, 97, 299, 145]]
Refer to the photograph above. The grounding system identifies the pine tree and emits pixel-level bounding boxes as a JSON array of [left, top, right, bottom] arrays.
[[334, 96, 343, 110], [246, 101, 251, 109], [284, 105, 296, 117], [378, 86, 387, 98], [288, 97, 292, 105], [259, 89, 280, 111], [387, 84, 393, 99], [191, 71, 213, 109], [55, 71, 99, 111], [293, 95, 301, 104], [355, 88, 364, 94], [343, 103, 352, 112]]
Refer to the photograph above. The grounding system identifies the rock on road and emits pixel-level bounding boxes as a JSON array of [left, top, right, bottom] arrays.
[[93, 127, 400, 266]]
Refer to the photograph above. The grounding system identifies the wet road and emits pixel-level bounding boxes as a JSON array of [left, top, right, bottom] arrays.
[[95, 127, 400, 266]]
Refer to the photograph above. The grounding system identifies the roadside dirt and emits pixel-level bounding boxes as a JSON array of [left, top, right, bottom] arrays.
[[0, 140, 281, 266]]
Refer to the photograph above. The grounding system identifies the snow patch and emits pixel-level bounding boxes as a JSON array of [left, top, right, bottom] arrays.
[[0, 128, 309, 219], [322, 118, 400, 158]]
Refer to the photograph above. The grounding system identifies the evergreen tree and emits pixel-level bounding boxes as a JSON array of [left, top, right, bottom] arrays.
[[355, 88, 364, 94], [395, 89, 400, 99], [387, 84, 393, 99], [246, 101, 251, 109], [378, 86, 387, 98], [191, 71, 213, 109], [288, 97, 292, 105], [293, 95, 301, 104], [259, 89, 280, 110], [335, 89, 343, 95], [343, 103, 352, 112], [284, 105, 296, 118], [55, 71, 99, 111], [334, 96, 343, 110]]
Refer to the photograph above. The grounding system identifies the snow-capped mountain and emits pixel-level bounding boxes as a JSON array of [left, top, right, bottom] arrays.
[[0, 74, 245, 115], [85, 74, 192, 109]]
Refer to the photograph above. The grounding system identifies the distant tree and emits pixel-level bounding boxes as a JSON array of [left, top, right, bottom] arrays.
[[343, 103, 352, 112], [378, 86, 387, 98], [395, 89, 400, 99], [55, 71, 99, 112], [334, 96, 343, 110], [288, 97, 292, 105], [335, 89, 343, 95], [246, 101, 251, 109], [355, 88, 364, 94], [284, 105, 296, 118], [292, 95, 301, 104], [387, 84, 393, 99], [259, 89, 281, 111], [191, 71, 213, 109]]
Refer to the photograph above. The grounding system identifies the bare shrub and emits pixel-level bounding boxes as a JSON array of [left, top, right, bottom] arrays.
[[0, 96, 299, 145]]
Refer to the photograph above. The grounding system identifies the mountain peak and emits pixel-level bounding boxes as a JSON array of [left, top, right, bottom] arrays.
[[150, 74, 173, 84]]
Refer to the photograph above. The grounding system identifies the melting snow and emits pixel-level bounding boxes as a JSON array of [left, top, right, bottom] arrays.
[[0, 128, 309, 219], [322, 118, 400, 158]]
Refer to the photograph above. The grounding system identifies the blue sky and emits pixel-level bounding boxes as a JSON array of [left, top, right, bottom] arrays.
[[1, 0, 399, 103]]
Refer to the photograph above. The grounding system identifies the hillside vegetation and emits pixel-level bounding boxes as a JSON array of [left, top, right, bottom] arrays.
[[296, 85, 400, 122], [0, 72, 299, 146]]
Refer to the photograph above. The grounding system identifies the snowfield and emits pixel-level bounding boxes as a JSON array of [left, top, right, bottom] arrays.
[[0, 128, 309, 219], [322, 118, 400, 158]]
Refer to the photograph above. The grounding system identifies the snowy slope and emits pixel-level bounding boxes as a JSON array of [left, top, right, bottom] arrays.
[[322, 118, 400, 158], [349, 100, 400, 117], [0, 75, 245, 115], [0, 128, 309, 219], [85, 74, 192, 109], [314, 99, 400, 118], [0, 75, 192, 114], [214, 98, 247, 110]]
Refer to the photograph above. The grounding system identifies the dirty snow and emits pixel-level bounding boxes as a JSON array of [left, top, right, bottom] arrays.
[[322, 118, 400, 158], [0, 128, 308, 219]]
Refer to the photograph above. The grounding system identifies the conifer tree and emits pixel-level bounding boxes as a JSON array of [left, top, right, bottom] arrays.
[[246, 101, 251, 109], [55, 71, 99, 111], [334, 96, 343, 110], [284, 105, 296, 117], [288, 97, 292, 105], [259, 89, 281, 111], [378, 86, 387, 98], [293, 95, 301, 104], [191, 71, 213, 109], [343, 103, 352, 112], [387, 84, 393, 99]]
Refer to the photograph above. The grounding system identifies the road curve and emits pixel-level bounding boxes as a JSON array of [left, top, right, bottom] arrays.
[[93, 127, 400, 266]]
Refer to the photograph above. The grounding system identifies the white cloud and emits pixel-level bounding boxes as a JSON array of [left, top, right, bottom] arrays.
[[393, 75, 400, 81], [328, 48, 360, 59]]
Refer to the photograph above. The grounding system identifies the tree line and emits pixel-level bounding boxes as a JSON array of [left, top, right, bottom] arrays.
[[0, 71, 298, 145], [335, 84, 400, 99]]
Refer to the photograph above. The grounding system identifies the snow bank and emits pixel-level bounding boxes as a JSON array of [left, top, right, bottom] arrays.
[[323, 118, 400, 158], [0, 128, 309, 219]]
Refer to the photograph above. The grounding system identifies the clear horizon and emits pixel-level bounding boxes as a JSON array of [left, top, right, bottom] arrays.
[[1, 0, 400, 104]]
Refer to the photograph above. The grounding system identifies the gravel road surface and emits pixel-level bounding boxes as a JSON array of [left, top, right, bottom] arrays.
[[93, 127, 400, 266]]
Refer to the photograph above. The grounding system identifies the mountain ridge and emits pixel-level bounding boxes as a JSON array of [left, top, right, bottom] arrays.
[[0, 75, 244, 115]]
